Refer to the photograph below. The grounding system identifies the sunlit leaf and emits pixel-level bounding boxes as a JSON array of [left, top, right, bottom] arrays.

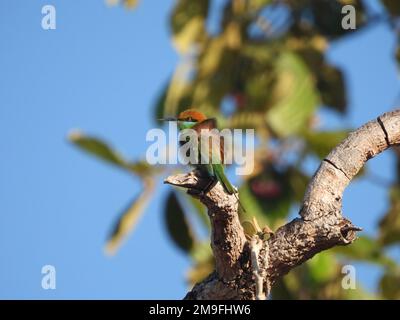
[[128, 160, 161, 177], [242, 220, 258, 238], [105, 179, 155, 255], [174, 17, 206, 54], [266, 51, 320, 137], [69, 131, 129, 169], [198, 37, 226, 77], [170, 0, 209, 54], [295, 46, 347, 113], [69, 131, 156, 177]]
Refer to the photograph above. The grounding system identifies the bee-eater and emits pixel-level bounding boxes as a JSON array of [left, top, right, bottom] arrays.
[[161, 109, 244, 210]]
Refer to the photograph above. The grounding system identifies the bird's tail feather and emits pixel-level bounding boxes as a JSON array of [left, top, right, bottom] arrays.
[[214, 169, 246, 213], [234, 192, 246, 213]]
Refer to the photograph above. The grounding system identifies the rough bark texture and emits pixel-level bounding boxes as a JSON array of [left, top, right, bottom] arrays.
[[164, 109, 400, 300]]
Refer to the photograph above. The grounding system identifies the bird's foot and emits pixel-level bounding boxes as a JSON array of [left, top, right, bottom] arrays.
[[187, 188, 203, 198]]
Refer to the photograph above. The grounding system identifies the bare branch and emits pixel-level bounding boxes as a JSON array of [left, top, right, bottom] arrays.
[[165, 170, 246, 281], [165, 109, 400, 300]]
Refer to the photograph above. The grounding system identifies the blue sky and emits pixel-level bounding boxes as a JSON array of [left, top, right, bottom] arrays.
[[0, 0, 399, 299]]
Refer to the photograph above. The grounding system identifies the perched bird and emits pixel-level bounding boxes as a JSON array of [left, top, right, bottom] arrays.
[[161, 109, 244, 210]]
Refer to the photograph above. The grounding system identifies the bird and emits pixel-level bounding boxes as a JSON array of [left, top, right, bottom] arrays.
[[160, 108, 245, 211]]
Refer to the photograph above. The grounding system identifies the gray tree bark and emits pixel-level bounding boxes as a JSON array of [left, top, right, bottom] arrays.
[[164, 109, 400, 300]]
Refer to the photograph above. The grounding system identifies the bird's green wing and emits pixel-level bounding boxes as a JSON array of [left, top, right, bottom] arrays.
[[200, 136, 235, 195], [194, 119, 235, 195], [213, 163, 235, 194]]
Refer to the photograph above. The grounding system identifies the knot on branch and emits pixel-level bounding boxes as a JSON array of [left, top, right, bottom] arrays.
[[339, 218, 363, 244]]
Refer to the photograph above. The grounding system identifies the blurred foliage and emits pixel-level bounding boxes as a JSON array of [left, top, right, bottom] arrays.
[[70, 0, 400, 299], [164, 191, 196, 253], [106, 0, 139, 9]]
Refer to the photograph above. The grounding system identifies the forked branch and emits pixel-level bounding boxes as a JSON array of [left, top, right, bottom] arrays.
[[165, 109, 400, 300]]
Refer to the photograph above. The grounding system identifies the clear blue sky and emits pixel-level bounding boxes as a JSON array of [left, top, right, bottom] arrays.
[[0, 0, 399, 299]]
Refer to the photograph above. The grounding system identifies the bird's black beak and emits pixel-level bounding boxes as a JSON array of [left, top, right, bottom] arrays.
[[158, 117, 178, 122]]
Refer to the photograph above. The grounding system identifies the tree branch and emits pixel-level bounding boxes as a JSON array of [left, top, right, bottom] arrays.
[[164, 109, 400, 300]]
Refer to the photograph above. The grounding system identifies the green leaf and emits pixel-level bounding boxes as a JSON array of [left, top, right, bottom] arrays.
[[238, 181, 272, 228], [69, 131, 157, 177], [164, 191, 196, 253], [242, 220, 259, 238], [105, 180, 155, 255], [197, 37, 226, 78], [170, 0, 209, 54], [307, 251, 338, 283], [266, 51, 320, 137], [128, 160, 160, 177], [296, 47, 347, 113], [69, 131, 129, 169], [304, 130, 349, 159]]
